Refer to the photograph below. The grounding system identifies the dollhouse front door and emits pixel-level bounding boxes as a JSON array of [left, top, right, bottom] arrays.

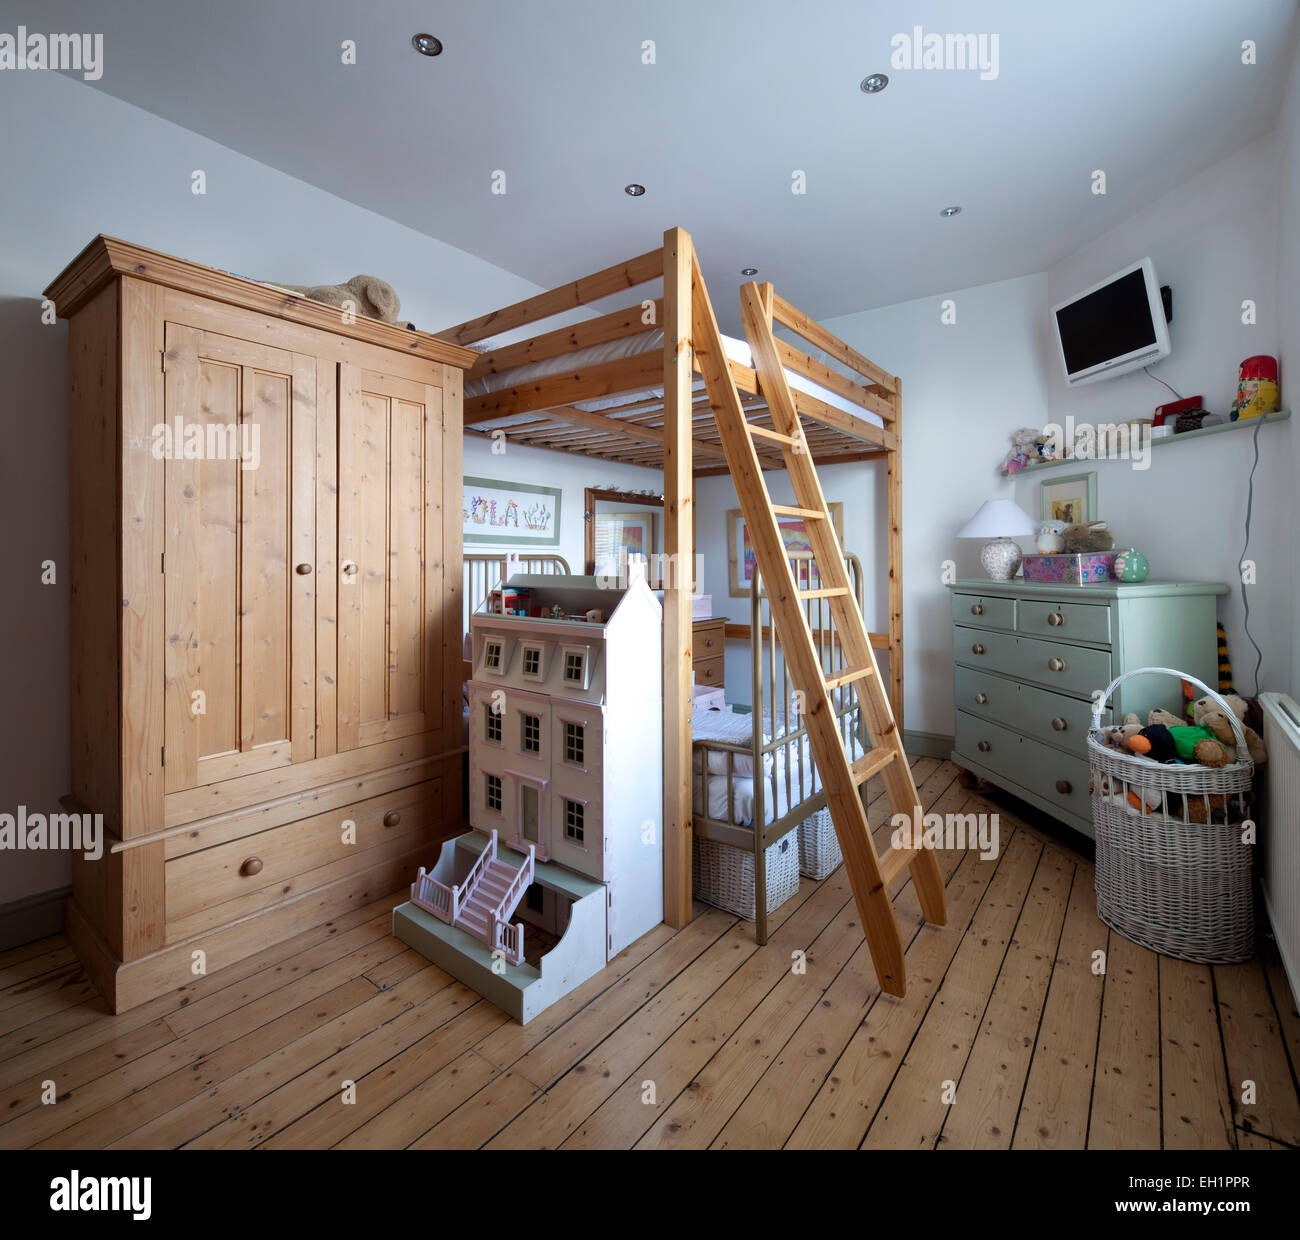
[[509, 772, 549, 861]]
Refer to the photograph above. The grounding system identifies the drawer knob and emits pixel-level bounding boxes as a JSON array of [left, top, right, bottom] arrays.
[[971, 643, 985, 655], [970, 603, 984, 616], [974, 693, 988, 705], [704, 638, 714, 648], [1048, 657, 1066, 672], [295, 562, 312, 575], [1047, 612, 1065, 627], [977, 740, 991, 753], [1055, 779, 1072, 795], [240, 856, 263, 877], [383, 810, 402, 827], [1051, 716, 1068, 731], [342, 560, 359, 577]]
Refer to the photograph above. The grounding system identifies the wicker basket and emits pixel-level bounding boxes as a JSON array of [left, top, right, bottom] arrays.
[[1089, 667, 1255, 964], [692, 831, 799, 921], [796, 807, 843, 880]]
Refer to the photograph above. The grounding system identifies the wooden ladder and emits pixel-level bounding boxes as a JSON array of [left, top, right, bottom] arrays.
[[690, 277, 946, 996]]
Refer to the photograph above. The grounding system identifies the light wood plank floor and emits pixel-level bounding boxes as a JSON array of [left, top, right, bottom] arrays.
[[2, 758, 1297, 1150]]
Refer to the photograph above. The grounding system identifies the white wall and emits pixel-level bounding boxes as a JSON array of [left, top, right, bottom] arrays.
[[1014, 133, 1294, 699], [0, 70, 544, 907]]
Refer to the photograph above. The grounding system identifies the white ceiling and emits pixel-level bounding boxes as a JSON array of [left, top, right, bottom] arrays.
[[26, 0, 1300, 329]]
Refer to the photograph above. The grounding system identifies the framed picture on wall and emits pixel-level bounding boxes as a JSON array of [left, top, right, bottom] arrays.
[[463, 476, 562, 546], [726, 503, 845, 597], [592, 509, 657, 578], [1038, 472, 1096, 525]]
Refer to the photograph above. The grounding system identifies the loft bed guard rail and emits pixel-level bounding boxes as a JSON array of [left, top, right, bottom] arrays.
[[692, 552, 868, 945]]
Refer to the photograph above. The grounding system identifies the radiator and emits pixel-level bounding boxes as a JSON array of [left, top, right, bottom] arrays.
[[1260, 693, 1300, 1002]]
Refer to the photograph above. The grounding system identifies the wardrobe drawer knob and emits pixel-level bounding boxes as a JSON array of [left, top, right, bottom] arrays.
[[977, 740, 991, 753], [1051, 716, 1068, 731], [971, 643, 985, 655], [1055, 779, 1072, 795], [974, 693, 988, 705], [295, 562, 313, 575], [970, 603, 984, 616], [240, 857, 263, 877], [1047, 612, 1065, 627], [383, 810, 402, 827], [1048, 657, 1066, 672]]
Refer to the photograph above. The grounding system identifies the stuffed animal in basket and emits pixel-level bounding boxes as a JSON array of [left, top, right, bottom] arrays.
[[277, 275, 414, 329], [1192, 694, 1268, 766], [1127, 720, 1230, 767]]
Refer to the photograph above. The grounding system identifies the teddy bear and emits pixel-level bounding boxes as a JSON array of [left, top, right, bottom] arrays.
[[1062, 521, 1115, 553], [1096, 717, 1143, 752], [1192, 695, 1267, 766], [999, 427, 1041, 477], [277, 275, 414, 330]]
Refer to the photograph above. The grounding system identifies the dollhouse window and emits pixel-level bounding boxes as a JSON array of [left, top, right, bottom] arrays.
[[563, 721, 585, 765], [483, 639, 503, 672], [563, 650, 585, 684], [484, 706, 502, 744], [485, 773, 502, 814], [521, 645, 543, 679], [521, 713, 542, 755], [563, 798, 585, 844]]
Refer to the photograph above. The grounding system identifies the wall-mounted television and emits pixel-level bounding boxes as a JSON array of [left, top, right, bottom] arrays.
[[1052, 257, 1171, 386]]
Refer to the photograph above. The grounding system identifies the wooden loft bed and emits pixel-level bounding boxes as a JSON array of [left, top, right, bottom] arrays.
[[436, 227, 906, 932]]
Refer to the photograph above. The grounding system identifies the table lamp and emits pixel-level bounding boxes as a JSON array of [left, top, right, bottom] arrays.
[[957, 499, 1038, 580]]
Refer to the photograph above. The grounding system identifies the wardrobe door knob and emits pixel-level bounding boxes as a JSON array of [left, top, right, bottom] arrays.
[[977, 741, 991, 753], [1048, 657, 1065, 672], [970, 603, 984, 616], [1048, 612, 1065, 627], [383, 810, 401, 827], [1051, 716, 1068, 731], [974, 693, 988, 705], [240, 857, 263, 877], [295, 562, 312, 575], [1055, 780, 1072, 795], [971, 643, 985, 655], [342, 560, 359, 577]]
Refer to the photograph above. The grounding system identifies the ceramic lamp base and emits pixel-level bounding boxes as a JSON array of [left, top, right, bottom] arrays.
[[980, 537, 1023, 581]]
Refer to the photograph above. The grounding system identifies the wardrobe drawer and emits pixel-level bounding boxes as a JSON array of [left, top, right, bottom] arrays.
[[1018, 598, 1111, 645], [166, 779, 440, 926], [694, 656, 725, 688], [1015, 633, 1111, 699], [951, 592, 1015, 631]]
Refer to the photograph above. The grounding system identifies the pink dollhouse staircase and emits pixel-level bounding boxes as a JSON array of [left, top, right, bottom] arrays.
[[410, 830, 534, 965]]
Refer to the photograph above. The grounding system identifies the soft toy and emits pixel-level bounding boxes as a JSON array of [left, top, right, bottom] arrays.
[[1192, 695, 1267, 766], [278, 275, 413, 329], [1062, 521, 1115, 553], [999, 427, 1041, 477], [1229, 355, 1280, 422], [1097, 720, 1143, 752], [1147, 706, 1185, 730], [1126, 724, 1178, 764]]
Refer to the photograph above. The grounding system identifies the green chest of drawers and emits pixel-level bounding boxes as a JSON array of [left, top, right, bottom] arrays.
[[947, 579, 1228, 838]]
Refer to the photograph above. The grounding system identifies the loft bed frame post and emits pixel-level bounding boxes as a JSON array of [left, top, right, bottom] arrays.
[[662, 226, 695, 929], [887, 377, 904, 733]]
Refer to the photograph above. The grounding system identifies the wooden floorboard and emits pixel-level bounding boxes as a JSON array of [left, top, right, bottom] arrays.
[[0, 762, 1296, 1150]]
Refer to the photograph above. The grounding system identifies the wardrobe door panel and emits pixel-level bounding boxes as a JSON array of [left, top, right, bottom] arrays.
[[163, 323, 317, 793], [338, 365, 444, 751]]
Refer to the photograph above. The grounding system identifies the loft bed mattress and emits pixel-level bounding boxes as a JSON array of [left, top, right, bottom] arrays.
[[691, 704, 865, 829], [466, 329, 883, 428]]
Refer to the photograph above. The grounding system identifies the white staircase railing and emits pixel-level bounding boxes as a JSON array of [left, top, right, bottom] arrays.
[[492, 845, 535, 925], [486, 844, 534, 967], [411, 830, 499, 924], [493, 917, 524, 965]]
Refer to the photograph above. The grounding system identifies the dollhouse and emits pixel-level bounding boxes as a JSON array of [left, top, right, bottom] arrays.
[[393, 566, 663, 1023]]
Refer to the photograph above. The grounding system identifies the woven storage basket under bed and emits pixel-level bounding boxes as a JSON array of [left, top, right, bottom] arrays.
[[1089, 667, 1255, 964], [692, 831, 799, 921], [796, 807, 843, 880]]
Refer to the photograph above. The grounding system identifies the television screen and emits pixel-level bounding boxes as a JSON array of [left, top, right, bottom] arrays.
[[1052, 258, 1170, 385]]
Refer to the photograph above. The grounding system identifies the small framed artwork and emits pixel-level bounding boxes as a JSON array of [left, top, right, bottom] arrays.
[[463, 476, 562, 546], [592, 509, 656, 578], [727, 504, 845, 597], [1039, 472, 1096, 525]]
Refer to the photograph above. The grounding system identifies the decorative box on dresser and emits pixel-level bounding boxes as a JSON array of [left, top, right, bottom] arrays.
[[49, 236, 478, 1012], [948, 579, 1228, 838]]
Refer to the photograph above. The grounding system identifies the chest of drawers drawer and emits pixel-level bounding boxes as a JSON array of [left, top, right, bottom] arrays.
[[955, 624, 1111, 699], [955, 711, 1092, 823], [953, 665, 1095, 753], [950, 591, 1015, 630], [1017, 598, 1111, 644], [693, 619, 726, 692]]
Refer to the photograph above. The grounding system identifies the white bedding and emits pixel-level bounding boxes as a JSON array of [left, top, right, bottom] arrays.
[[692, 706, 865, 828], [465, 329, 883, 429]]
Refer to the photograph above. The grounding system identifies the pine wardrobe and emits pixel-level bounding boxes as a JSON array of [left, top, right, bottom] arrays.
[[47, 237, 476, 1012]]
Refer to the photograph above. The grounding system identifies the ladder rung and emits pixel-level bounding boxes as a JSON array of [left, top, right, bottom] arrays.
[[798, 587, 849, 600], [824, 665, 875, 691], [746, 422, 796, 445], [878, 844, 915, 888], [770, 505, 826, 520], [851, 746, 897, 785]]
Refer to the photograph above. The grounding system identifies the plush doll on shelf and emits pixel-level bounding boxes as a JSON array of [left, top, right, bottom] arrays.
[[1062, 521, 1115, 553], [1230, 355, 1280, 422], [999, 427, 1042, 477]]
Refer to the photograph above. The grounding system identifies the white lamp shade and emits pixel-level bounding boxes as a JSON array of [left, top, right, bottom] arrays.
[[956, 499, 1038, 539]]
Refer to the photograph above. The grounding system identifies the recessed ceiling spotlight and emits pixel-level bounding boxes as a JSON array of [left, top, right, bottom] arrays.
[[411, 33, 443, 56], [624, 183, 646, 196], [860, 73, 889, 93], [741, 267, 758, 277], [939, 205, 962, 217]]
